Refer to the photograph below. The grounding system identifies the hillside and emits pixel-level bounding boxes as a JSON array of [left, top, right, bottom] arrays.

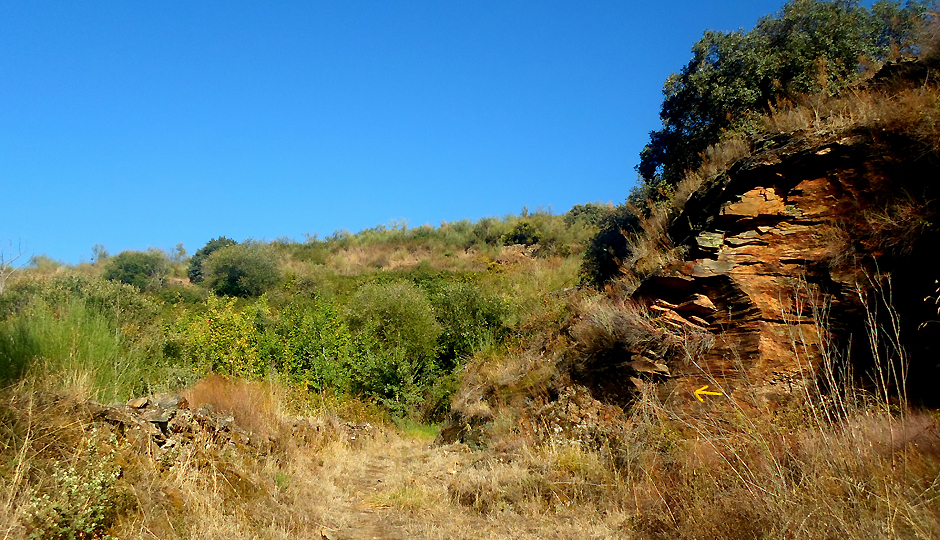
[[4, 3, 940, 538]]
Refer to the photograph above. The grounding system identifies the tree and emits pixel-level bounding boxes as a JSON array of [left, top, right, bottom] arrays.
[[103, 250, 169, 291], [202, 242, 280, 297], [565, 203, 615, 228], [91, 244, 109, 264], [188, 237, 237, 284], [501, 220, 542, 246], [637, 0, 930, 189], [171, 243, 187, 263]]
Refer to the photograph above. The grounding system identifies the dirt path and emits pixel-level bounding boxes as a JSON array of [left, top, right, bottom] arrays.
[[324, 436, 441, 540]]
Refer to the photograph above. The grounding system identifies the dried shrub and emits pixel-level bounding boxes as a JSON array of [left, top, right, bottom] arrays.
[[185, 374, 281, 438]]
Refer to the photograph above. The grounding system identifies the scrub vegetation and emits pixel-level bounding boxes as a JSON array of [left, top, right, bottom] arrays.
[[3, 1, 940, 538]]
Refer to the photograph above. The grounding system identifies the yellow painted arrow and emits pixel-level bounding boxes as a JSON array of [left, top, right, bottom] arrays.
[[694, 385, 723, 402]]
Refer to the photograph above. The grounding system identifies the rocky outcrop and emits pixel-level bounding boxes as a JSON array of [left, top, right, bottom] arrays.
[[632, 130, 940, 407]]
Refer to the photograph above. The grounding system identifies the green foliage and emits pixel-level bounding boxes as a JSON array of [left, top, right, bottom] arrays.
[[27, 255, 63, 273], [347, 281, 441, 366], [501, 221, 542, 246], [0, 273, 160, 330], [188, 236, 237, 284], [346, 282, 443, 417], [102, 249, 169, 291], [0, 314, 36, 386], [580, 204, 640, 285], [202, 242, 281, 298], [638, 0, 930, 188], [178, 295, 267, 377], [0, 300, 155, 401], [91, 244, 110, 264], [155, 282, 206, 305], [427, 281, 507, 369], [564, 203, 614, 228], [268, 299, 355, 391]]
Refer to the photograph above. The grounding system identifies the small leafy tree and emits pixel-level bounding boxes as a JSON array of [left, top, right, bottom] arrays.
[[202, 242, 281, 297], [102, 250, 168, 291], [428, 281, 507, 368], [269, 300, 355, 392], [347, 281, 441, 365], [91, 244, 109, 264], [564, 203, 614, 228], [188, 236, 237, 284], [580, 204, 640, 285]]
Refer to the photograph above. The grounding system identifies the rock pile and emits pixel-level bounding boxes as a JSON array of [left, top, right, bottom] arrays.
[[80, 393, 377, 462]]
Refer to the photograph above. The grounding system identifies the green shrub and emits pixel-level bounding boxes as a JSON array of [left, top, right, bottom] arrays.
[[501, 221, 542, 246], [202, 242, 281, 297], [0, 273, 160, 331], [565, 203, 614, 228], [269, 299, 355, 391], [102, 249, 168, 291], [27, 441, 134, 540], [472, 218, 510, 246], [346, 281, 441, 365], [188, 236, 237, 284], [580, 204, 640, 285], [346, 282, 442, 417], [178, 295, 266, 377], [428, 281, 507, 369], [28, 254, 63, 273]]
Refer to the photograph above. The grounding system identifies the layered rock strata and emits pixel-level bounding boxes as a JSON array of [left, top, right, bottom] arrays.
[[633, 132, 940, 406]]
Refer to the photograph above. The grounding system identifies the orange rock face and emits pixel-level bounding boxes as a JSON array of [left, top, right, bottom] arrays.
[[633, 135, 940, 407]]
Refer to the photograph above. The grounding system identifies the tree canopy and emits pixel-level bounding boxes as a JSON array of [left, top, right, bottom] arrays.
[[188, 236, 237, 284], [103, 250, 168, 291], [637, 0, 930, 189]]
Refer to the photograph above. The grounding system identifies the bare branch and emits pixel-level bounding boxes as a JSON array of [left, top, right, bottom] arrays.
[[0, 240, 27, 294]]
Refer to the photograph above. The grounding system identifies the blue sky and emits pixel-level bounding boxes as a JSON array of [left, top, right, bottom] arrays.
[[1, 0, 786, 263]]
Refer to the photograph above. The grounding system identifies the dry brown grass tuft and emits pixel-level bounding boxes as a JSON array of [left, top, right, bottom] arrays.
[[184, 374, 283, 438]]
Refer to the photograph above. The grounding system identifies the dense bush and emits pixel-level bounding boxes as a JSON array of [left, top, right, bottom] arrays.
[[202, 242, 281, 297], [0, 273, 160, 330], [346, 281, 441, 365], [427, 281, 507, 368], [178, 295, 266, 377], [268, 299, 355, 391], [501, 221, 542, 246], [187, 236, 237, 284], [102, 250, 168, 291], [580, 204, 640, 285], [564, 203, 614, 228], [346, 282, 442, 416]]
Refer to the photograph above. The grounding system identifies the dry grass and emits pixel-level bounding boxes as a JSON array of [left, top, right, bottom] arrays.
[[620, 136, 751, 286], [324, 244, 487, 275], [762, 85, 940, 146], [3, 357, 939, 540]]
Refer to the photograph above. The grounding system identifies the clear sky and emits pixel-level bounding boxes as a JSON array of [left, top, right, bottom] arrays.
[[1, 0, 786, 263]]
